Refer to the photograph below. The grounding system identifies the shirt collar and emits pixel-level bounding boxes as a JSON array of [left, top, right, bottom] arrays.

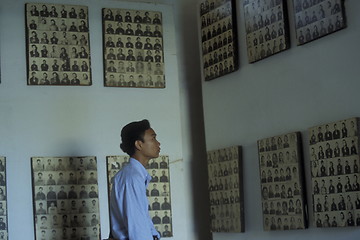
[[129, 157, 151, 186]]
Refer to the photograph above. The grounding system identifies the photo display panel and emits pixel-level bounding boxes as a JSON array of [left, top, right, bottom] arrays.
[[243, 0, 290, 63], [102, 8, 165, 88], [200, 0, 239, 81], [31, 156, 101, 240], [257, 132, 308, 231], [207, 146, 244, 232], [26, 3, 92, 86], [0, 157, 8, 240], [293, 0, 346, 45], [107, 155, 173, 237], [309, 117, 360, 228]]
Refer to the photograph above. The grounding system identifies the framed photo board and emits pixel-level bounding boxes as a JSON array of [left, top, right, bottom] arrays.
[[207, 146, 244, 232], [257, 132, 308, 231], [243, 0, 290, 63], [102, 8, 165, 88], [25, 3, 92, 86], [31, 156, 101, 239], [309, 117, 360, 228], [106, 155, 173, 237], [293, 0, 346, 45], [200, 0, 239, 81], [0, 157, 8, 240]]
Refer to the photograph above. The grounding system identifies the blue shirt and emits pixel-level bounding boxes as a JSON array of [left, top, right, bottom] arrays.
[[110, 158, 160, 240]]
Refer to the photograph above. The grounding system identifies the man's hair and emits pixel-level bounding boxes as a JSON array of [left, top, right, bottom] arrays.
[[120, 119, 150, 156]]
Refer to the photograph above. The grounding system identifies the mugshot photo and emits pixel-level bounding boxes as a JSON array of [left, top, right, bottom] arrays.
[[308, 117, 360, 228], [26, 3, 92, 86], [293, 0, 347, 45], [243, 0, 290, 63], [106, 155, 173, 237], [102, 8, 165, 88], [200, 0, 239, 81], [31, 156, 100, 240], [257, 132, 308, 231]]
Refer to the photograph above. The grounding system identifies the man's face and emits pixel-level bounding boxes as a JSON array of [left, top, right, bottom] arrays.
[[137, 128, 160, 159]]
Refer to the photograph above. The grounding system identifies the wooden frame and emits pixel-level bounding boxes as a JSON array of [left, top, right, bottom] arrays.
[[200, 0, 239, 81], [207, 146, 244, 232], [309, 117, 360, 228], [31, 156, 101, 239], [257, 132, 308, 231], [102, 8, 165, 88], [25, 3, 92, 86]]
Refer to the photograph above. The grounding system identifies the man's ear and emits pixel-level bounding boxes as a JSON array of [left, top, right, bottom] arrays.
[[135, 140, 142, 151]]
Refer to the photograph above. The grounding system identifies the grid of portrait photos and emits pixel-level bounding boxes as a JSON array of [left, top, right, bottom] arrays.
[[293, 0, 346, 45], [31, 156, 100, 240], [26, 3, 91, 86], [257, 132, 308, 231], [102, 8, 165, 88], [207, 146, 244, 232], [243, 0, 290, 63], [107, 155, 173, 237], [0, 157, 8, 240], [200, 0, 239, 81], [309, 117, 360, 228]]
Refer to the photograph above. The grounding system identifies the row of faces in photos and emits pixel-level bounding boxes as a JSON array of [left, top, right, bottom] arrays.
[[204, 58, 235, 80], [208, 159, 239, 176], [200, 0, 232, 28], [33, 157, 97, 171], [207, 148, 239, 163], [310, 138, 358, 162], [313, 192, 360, 213], [262, 180, 302, 201], [259, 134, 298, 153], [29, 58, 90, 72], [263, 197, 304, 217], [259, 150, 299, 170], [311, 157, 359, 179], [210, 203, 241, 220], [35, 183, 99, 198], [296, 13, 344, 45], [29, 71, 90, 85], [105, 53, 163, 70], [201, 14, 233, 42], [27, 4, 87, 19], [315, 210, 360, 228], [264, 215, 305, 231], [36, 227, 98, 240], [309, 119, 358, 144], [260, 164, 301, 185], [103, 9, 162, 25], [202, 29, 234, 56], [246, 21, 285, 49], [312, 174, 360, 195], [200, 0, 231, 14], [29, 44, 89, 60], [105, 73, 165, 88], [211, 217, 242, 233], [35, 199, 99, 215], [103, 21, 163, 37], [105, 36, 163, 52], [28, 30, 89, 48], [28, 17, 89, 33], [34, 170, 98, 186], [209, 189, 241, 206], [149, 209, 172, 225], [247, 35, 287, 62]]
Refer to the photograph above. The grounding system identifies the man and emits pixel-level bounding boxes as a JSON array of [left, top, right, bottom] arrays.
[[110, 119, 161, 240]]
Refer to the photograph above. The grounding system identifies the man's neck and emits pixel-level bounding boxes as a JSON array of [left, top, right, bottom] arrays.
[[131, 154, 149, 168]]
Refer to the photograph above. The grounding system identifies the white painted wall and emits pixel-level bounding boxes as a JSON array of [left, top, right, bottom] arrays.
[[200, 0, 360, 239], [0, 0, 200, 239]]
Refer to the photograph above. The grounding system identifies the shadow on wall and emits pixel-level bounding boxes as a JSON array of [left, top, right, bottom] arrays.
[[176, 1, 212, 240]]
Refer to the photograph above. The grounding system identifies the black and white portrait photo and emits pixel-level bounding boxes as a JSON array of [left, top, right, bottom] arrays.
[[257, 132, 308, 231], [0, 157, 8, 240], [26, 4, 92, 86], [309, 117, 360, 228], [107, 155, 173, 237], [31, 156, 100, 240], [293, 0, 346, 45], [102, 8, 165, 88], [207, 146, 244, 232], [243, 0, 290, 63], [200, 0, 239, 81]]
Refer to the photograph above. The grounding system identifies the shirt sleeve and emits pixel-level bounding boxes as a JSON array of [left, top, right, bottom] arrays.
[[123, 177, 155, 240]]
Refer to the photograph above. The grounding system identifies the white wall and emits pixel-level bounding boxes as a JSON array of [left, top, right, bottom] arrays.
[[0, 0, 199, 239], [200, 0, 360, 240]]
